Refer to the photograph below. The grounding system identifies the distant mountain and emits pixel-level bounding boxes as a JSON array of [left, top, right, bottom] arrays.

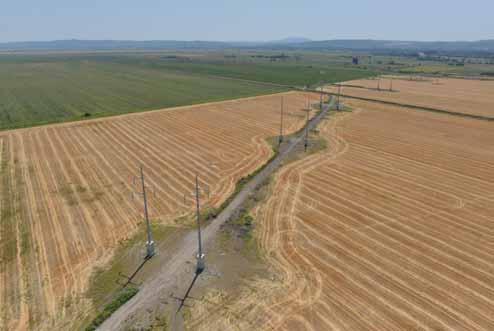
[[1, 38, 494, 54], [270, 37, 312, 44]]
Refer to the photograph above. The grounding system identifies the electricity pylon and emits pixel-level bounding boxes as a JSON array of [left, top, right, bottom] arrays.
[[279, 96, 284, 145], [304, 96, 311, 152], [132, 165, 155, 259], [337, 84, 342, 111], [194, 175, 205, 274], [183, 164, 216, 274], [319, 87, 323, 110]]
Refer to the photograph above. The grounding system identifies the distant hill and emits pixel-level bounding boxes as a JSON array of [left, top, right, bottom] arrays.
[[1, 38, 494, 54], [0, 39, 230, 51], [277, 39, 494, 53], [270, 37, 312, 44]]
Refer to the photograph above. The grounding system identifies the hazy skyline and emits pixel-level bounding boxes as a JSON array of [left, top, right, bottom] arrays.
[[2, 0, 493, 43]]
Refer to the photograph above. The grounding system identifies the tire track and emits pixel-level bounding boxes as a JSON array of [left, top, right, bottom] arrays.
[[198, 102, 494, 330]]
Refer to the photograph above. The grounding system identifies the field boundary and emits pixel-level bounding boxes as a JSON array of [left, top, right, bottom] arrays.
[[0, 91, 298, 135]]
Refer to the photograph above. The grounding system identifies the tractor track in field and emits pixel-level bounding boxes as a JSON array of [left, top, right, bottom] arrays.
[[181, 99, 494, 331]]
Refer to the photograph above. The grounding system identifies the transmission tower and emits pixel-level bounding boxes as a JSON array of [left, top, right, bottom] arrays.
[[279, 96, 284, 145], [337, 84, 342, 111], [304, 96, 311, 152], [132, 165, 155, 259], [183, 166, 215, 274], [194, 175, 205, 274], [319, 87, 323, 110]]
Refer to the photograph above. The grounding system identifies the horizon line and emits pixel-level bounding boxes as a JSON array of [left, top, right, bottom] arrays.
[[1, 37, 494, 44]]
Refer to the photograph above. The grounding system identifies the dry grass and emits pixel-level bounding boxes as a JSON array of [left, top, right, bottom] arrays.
[[187, 101, 494, 330], [325, 77, 494, 117], [0, 91, 318, 330]]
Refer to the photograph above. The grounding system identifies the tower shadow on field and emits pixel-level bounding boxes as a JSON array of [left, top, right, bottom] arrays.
[[175, 272, 201, 312], [117, 256, 152, 288]]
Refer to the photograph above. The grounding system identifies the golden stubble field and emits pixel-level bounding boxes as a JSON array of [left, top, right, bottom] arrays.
[[186, 99, 494, 330], [325, 77, 494, 117], [0, 91, 317, 330]]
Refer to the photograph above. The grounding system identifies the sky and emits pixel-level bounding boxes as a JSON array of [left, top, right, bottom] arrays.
[[1, 0, 493, 43]]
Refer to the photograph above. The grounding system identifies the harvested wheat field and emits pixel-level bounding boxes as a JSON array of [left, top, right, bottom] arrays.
[[187, 101, 494, 330], [325, 77, 494, 118], [0, 91, 317, 330]]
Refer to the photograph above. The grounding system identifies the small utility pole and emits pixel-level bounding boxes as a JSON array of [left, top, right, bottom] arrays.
[[278, 96, 284, 145], [319, 88, 323, 110], [183, 164, 216, 275], [389, 77, 394, 92], [377, 78, 381, 91], [194, 174, 205, 274], [304, 97, 311, 152], [140, 166, 155, 259], [337, 84, 342, 111]]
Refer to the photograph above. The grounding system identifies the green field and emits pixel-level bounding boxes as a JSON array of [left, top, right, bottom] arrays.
[[126, 56, 379, 86], [0, 55, 285, 130], [0, 52, 379, 130], [1, 49, 493, 130]]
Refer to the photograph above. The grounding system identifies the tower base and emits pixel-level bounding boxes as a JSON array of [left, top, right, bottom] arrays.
[[146, 240, 155, 259], [196, 253, 205, 274]]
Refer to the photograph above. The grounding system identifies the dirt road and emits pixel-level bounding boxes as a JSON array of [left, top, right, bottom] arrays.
[[97, 98, 333, 330]]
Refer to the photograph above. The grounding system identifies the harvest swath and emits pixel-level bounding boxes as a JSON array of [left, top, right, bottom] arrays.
[[326, 77, 494, 117], [187, 101, 494, 330], [0, 91, 315, 330]]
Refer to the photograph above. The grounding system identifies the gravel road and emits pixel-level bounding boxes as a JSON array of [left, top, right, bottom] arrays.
[[98, 97, 333, 331]]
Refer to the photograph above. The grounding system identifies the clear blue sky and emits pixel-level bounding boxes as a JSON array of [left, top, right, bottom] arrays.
[[1, 0, 493, 42]]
